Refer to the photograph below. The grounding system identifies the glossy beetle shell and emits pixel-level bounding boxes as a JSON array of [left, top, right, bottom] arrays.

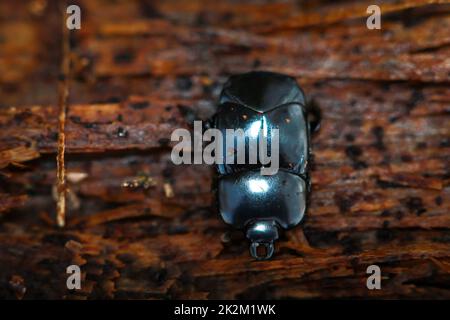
[[218, 171, 307, 229], [213, 71, 311, 260]]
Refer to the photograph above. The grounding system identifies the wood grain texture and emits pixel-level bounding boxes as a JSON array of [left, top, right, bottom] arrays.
[[0, 0, 449, 299]]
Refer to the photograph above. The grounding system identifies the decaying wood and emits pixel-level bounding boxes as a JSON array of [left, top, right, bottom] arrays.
[[0, 0, 449, 299]]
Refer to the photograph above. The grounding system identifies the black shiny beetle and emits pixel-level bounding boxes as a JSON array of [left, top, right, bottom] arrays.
[[211, 71, 319, 260]]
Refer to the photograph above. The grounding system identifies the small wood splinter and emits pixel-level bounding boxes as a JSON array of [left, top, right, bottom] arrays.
[[122, 173, 157, 189], [56, 6, 71, 228]]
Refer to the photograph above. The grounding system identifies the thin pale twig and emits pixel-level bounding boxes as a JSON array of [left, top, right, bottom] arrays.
[[56, 4, 71, 228]]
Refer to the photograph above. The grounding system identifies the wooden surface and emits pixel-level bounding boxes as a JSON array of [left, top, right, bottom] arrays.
[[0, 0, 449, 299]]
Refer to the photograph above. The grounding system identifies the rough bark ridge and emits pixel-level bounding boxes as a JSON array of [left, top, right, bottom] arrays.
[[0, 0, 449, 299]]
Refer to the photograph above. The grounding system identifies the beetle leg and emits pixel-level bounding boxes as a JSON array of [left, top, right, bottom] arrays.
[[202, 119, 212, 132], [306, 100, 322, 134]]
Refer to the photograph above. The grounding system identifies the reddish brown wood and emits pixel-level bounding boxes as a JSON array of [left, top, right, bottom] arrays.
[[0, 0, 449, 299]]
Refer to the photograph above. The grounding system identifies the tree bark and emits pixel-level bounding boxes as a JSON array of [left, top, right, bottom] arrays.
[[0, 0, 449, 299]]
